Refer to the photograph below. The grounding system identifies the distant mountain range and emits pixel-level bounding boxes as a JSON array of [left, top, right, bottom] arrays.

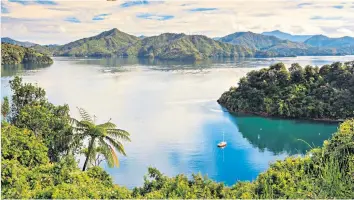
[[304, 35, 354, 47], [219, 31, 307, 50], [32, 28, 254, 60], [2, 29, 354, 60], [261, 31, 354, 54], [218, 31, 354, 57], [261, 30, 313, 42]]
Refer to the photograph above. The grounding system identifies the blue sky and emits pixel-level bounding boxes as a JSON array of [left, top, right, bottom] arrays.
[[136, 13, 174, 21], [92, 14, 111, 21], [1, 0, 354, 44]]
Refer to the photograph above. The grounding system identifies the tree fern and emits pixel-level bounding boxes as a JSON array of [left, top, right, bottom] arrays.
[[71, 107, 131, 171]]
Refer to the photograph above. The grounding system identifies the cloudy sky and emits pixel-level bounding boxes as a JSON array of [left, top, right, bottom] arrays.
[[1, 0, 354, 45]]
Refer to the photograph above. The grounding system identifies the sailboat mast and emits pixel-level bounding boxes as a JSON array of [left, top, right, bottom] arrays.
[[223, 132, 224, 142]]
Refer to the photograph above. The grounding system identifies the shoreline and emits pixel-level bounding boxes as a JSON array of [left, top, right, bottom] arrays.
[[217, 101, 343, 124]]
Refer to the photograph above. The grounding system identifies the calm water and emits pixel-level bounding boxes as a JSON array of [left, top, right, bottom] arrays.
[[2, 56, 351, 188]]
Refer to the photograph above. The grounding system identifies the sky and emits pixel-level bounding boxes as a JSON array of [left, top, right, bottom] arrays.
[[1, 0, 354, 45]]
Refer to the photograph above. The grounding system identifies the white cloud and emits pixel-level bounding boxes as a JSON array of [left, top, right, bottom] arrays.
[[1, 0, 354, 44], [337, 28, 354, 35]]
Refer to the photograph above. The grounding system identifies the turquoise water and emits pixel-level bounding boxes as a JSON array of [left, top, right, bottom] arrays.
[[2, 56, 349, 188]]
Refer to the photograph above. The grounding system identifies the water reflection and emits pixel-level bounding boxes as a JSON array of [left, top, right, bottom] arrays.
[[229, 114, 338, 155], [1, 63, 53, 77], [73, 55, 354, 71]]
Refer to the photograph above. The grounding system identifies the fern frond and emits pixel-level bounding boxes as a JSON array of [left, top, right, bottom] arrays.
[[107, 128, 131, 142], [98, 138, 115, 167], [77, 107, 93, 122], [105, 136, 127, 156], [97, 121, 116, 129]]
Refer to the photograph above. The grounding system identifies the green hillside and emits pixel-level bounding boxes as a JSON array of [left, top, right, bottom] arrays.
[[33, 30, 254, 61], [219, 32, 307, 50], [50, 28, 139, 57], [121, 33, 254, 60], [304, 35, 354, 54], [1, 43, 53, 65]]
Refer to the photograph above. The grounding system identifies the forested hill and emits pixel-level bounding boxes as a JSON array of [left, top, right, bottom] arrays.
[[218, 61, 354, 121], [119, 33, 254, 60], [37, 28, 140, 57], [1, 43, 53, 65], [34, 29, 255, 60], [219, 31, 307, 50]]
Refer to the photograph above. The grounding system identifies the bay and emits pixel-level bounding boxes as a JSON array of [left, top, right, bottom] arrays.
[[2, 56, 351, 188]]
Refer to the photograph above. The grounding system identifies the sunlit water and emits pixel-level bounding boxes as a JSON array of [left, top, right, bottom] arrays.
[[2, 56, 352, 188]]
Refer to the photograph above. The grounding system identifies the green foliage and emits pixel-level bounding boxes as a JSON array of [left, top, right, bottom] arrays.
[[8, 76, 46, 120], [1, 96, 10, 120], [132, 167, 228, 199], [15, 103, 74, 162], [218, 61, 354, 120], [8, 76, 77, 162], [1, 123, 49, 167], [71, 107, 131, 171], [1, 123, 131, 199], [1, 43, 53, 65]]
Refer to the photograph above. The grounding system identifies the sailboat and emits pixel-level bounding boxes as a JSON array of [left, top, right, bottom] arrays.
[[217, 132, 227, 148]]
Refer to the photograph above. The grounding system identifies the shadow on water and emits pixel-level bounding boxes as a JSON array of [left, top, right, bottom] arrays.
[[225, 111, 338, 155], [1, 63, 53, 77]]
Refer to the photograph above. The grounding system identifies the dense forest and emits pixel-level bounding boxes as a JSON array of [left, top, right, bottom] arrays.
[[218, 61, 354, 120], [1, 43, 53, 65], [2, 76, 354, 198]]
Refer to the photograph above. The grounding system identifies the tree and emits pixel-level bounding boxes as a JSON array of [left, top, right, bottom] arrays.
[[7, 77, 77, 162], [1, 96, 10, 121], [71, 107, 131, 171], [9, 76, 46, 122], [218, 61, 354, 120], [15, 103, 75, 162]]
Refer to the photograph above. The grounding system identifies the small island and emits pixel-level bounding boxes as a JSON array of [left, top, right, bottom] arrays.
[[1, 43, 53, 65], [218, 61, 354, 121]]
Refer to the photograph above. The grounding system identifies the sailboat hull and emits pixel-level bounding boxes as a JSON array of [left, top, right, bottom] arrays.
[[217, 142, 227, 147]]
